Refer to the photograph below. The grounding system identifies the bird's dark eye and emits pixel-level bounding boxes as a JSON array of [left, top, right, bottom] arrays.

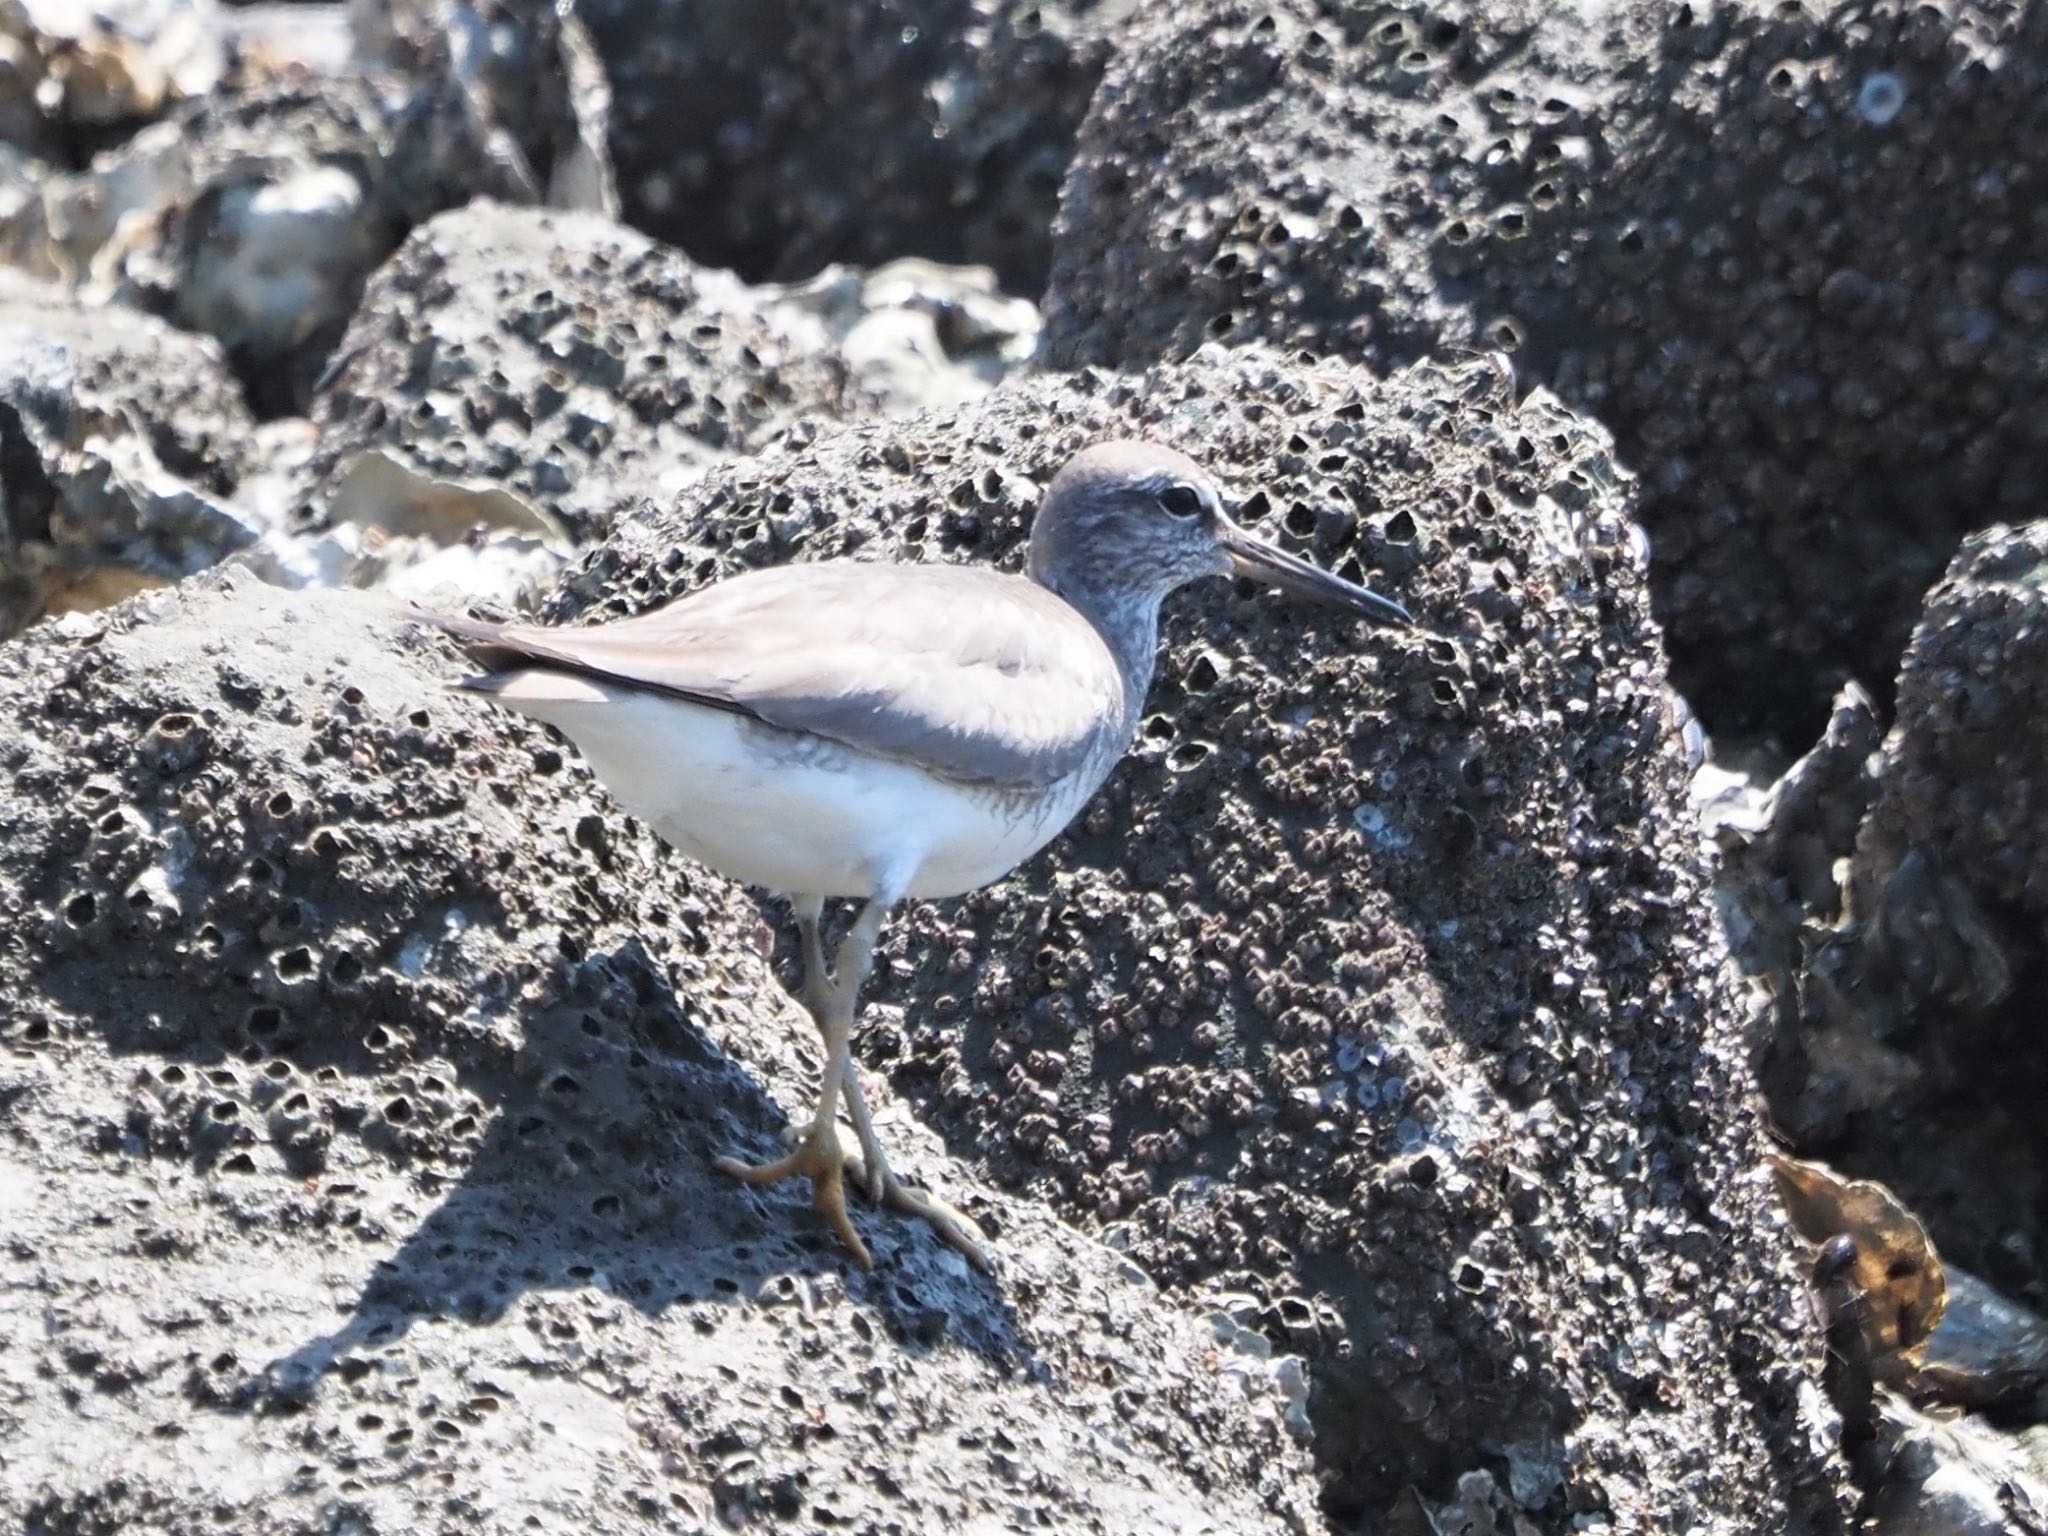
[[1158, 484, 1203, 519]]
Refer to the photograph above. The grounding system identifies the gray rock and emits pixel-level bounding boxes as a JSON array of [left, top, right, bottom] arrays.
[[1041, 0, 2048, 741], [2, 75, 401, 413], [1851, 522, 2048, 965], [1863, 1396, 2048, 1536], [1819, 522, 2048, 1294], [767, 256, 1044, 414], [306, 201, 868, 544], [1924, 1267, 2048, 1419], [581, 0, 1135, 293], [0, 574, 1322, 1536], [0, 273, 258, 636], [544, 346, 1849, 1529]]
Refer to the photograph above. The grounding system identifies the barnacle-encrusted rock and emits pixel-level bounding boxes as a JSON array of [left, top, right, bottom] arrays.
[[0, 576, 1319, 1535], [5, 0, 623, 417], [306, 202, 868, 543], [1042, 0, 2048, 739], [1851, 523, 2048, 966], [548, 347, 1848, 1529], [2, 75, 399, 413], [580, 0, 1133, 292], [1817, 522, 2048, 1293], [0, 273, 258, 635]]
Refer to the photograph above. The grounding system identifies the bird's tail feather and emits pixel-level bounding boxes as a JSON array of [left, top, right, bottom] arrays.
[[398, 601, 514, 648]]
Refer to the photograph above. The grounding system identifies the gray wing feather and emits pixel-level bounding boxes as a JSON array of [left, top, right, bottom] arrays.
[[412, 563, 1126, 791]]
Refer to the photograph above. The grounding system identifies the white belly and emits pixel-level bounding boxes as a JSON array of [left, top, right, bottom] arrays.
[[498, 683, 1107, 900]]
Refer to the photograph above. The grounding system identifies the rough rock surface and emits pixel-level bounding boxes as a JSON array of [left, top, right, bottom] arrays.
[[306, 202, 866, 542], [1833, 523, 2048, 1297], [0, 76, 402, 413], [1851, 523, 2048, 969], [3, 0, 628, 418], [0, 273, 257, 635], [1041, 0, 2048, 740], [581, 0, 1134, 293], [0, 576, 1321, 1535], [547, 347, 1848, 1528]]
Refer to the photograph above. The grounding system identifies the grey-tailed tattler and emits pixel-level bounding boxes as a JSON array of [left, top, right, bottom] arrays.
[[412, 440, 1414, 1273]]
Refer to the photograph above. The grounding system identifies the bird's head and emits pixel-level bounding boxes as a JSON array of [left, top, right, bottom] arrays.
[[1027, 439, 1415, 628]]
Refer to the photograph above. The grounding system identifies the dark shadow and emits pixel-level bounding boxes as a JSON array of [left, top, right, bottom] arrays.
[[42, 923, 1027, 1415]]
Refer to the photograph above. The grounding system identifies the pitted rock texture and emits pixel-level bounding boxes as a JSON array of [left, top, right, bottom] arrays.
[[306, 202, 866, 543], [1829, 522, 2048, 1298], [581, 0, 1134, 293], [1041, 0, 2048, 740], [547, 348, 1848, 1529], [0, 578, 1321, 1536], [0, 275, 257, 634], [1853, 523, 2048, 948], [5, 76, 403, 415]]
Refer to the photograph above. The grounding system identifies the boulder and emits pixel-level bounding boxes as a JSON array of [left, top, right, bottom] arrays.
[[545, 346, 1849, 1528], [1041, 0, 2048, 740], [580, 0, 1134, 293], [306, 202, 866, 543], [0, 575, 1321, 1534], [2, 75, 402, 414], [1830, 523, 2048, 1294], [0, 274, 259, 636]]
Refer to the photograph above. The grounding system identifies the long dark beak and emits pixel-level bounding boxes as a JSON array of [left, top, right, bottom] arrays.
[[1218, 517, 1414, 629]]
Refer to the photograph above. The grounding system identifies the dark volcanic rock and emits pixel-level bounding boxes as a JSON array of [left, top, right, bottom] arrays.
[[1852, 523, 2048, 965], [1830, 522, 2048, 1296], [582, 0, 1133, 293], [0, 576, 1320, 1535], [1041, 0, 2048, 741], [547, 347, 1848, 1529], [306, 202, 866, 542], [0, 274, 258, 635]]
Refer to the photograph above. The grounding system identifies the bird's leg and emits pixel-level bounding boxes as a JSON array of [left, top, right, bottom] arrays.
[[790, 894, 832, 1019], [840, 1076, 993, 1276], [800, 916, 989, 1272], [791, 895, 888, 1201], [716, 897, 890, 1268], [815, 912, 991, 1273], [808, 911, 992, 1273], [837, 1057, 893, 1203], [721, 896, 994, 1274]]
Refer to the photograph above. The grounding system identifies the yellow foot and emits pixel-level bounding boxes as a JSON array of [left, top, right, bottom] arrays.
[[844, 1150, 994, 1277], [715, 1131, 872, 1269]]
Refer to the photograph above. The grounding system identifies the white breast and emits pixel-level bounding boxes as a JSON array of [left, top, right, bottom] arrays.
[[487, 678, 1114, 900]]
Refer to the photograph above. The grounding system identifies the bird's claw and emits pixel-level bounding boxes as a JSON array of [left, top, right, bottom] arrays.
[[843, 1150, 994, 1277], [715, 1132, 873, 1270]]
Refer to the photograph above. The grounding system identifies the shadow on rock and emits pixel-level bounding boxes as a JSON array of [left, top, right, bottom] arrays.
[[1, 577, 1320, 1533], [240, 934, 1025, 1413]]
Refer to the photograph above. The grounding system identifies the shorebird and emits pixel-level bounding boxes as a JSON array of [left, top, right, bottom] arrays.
[[413, 441, 1413, 1273]]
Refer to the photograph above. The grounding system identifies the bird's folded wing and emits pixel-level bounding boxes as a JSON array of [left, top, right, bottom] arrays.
[[434, 562, 1126, 792]]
